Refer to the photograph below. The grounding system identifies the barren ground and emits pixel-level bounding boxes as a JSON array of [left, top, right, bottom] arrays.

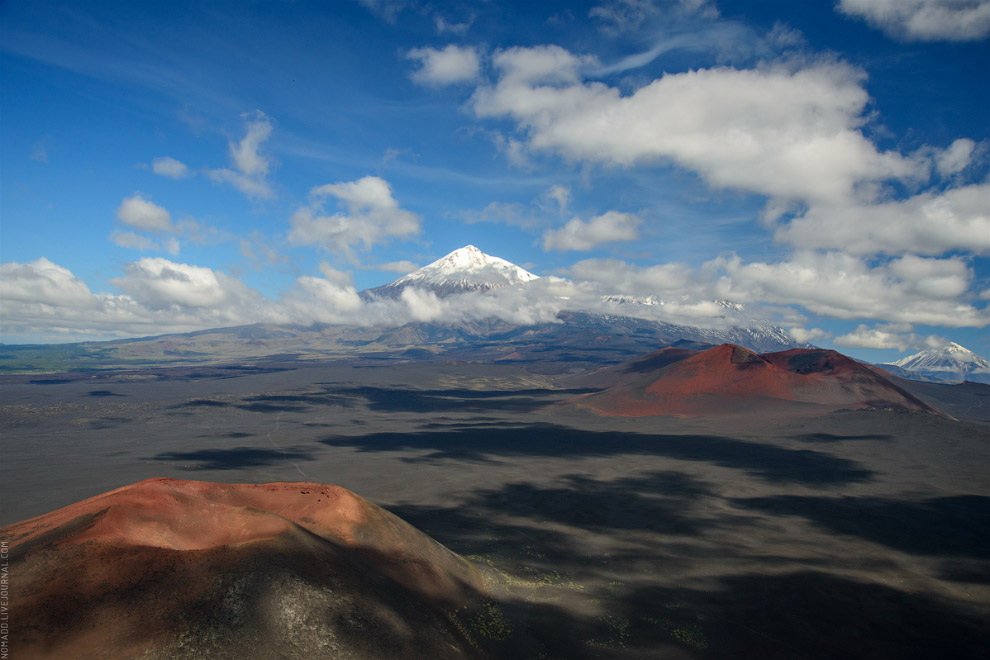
[[1, 361, 988, 658]]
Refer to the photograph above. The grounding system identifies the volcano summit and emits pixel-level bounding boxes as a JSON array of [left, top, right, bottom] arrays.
[[361, 245, 540, 299]]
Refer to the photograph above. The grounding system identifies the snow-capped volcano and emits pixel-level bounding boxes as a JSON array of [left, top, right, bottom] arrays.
[[885, 342, 990, 384], [362, 245, 539, 299]]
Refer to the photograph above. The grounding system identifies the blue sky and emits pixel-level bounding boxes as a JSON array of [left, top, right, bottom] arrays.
[[1, 0, 988, 362]]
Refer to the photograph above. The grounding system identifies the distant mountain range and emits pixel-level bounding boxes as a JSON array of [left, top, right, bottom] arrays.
[[0, 245, 821, 373], [878, 343, 990, 384]]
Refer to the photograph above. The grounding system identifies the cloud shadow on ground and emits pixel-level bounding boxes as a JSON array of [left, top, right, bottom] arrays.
[[321, 423, 875, 486], [151, 446, 314, 470], [734, 494, 990, 559]]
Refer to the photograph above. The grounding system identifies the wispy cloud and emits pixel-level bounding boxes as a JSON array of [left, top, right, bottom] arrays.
[[207, 111, 275, 200]]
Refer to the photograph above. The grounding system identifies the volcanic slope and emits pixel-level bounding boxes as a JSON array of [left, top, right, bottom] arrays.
[[2, 478, 486, 660], [571, 344, 945, 417]]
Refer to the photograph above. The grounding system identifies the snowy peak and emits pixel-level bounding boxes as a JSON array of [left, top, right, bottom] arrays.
[[887, 342, 990, 384], [363, 246, 539, 299]]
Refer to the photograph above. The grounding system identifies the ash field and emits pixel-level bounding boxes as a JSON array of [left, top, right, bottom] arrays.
[[2, 351, 988, 659]]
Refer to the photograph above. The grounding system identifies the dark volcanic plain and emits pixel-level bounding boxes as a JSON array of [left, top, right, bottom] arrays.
[[2, 358, 989, 659]]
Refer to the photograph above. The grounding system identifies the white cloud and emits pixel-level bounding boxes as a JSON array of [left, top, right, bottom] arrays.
[[110, 258, 257, 310], [116, 193, 175, 233], [473, 50, 922, 204], [285, 276, 363, 322], [787, 326, 831, 344], [834, 324, 914, 350], [936, 138, 976, 176], [287, 176, 420, 255], [208, 111, 274, 199], [707, 251, 987, 328], [151, 156, 190, 178], [775, 183, 990, 256], [564, 250, 988, 329], [0, 258, 96, 308], [542, 211, 643, 251], [838, 0, 990, 42], [407, 45, 480, 86], [834, 323, 951, 352]]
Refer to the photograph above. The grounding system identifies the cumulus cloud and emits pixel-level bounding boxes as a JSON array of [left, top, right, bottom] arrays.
[[284, 275, 363, 322], [0, 258, 96, 308], [564, 250, 988, 329], [287, 176, 420, 256], [110, 258, 259, 310], [706, 251, 987, 328], [472, 49, 921, 204], [116, 193, 175, 233], [775, 183, 990, 256], [151, 156, 190, 179], [838, 0, 990, 41], [542, 211, 643, 251], [1, 258, 289, 341], [407, 45, 481, 85], [208, 111, 275, 199]]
